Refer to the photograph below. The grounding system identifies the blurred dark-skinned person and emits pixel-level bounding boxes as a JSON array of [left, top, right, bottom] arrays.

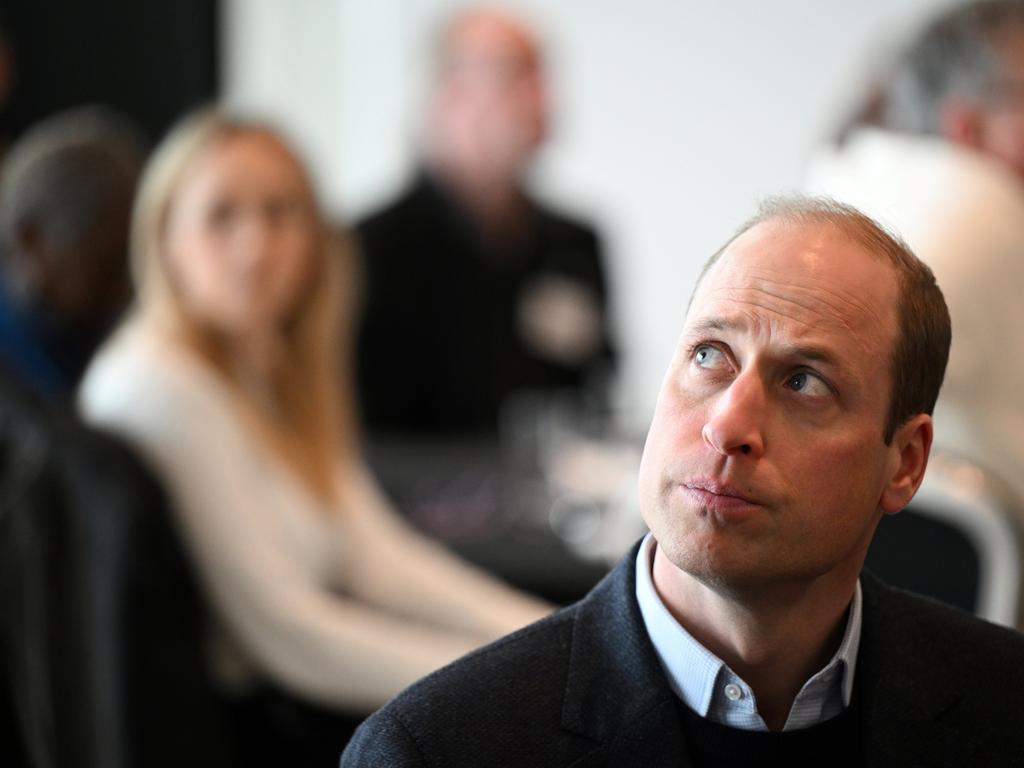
[[0, 106, 144, 398], [806, 0, 1024, 535], [0, 107, 228, 768], [356, 6, 615, 437]]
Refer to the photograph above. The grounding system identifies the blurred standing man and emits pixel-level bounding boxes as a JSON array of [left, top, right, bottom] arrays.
[[344, 198, 1024, 767], [356, 7, 614, 435], [807, 0, 1024, 527]]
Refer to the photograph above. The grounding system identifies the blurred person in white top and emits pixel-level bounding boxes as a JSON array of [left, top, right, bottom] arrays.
[[78, 110, 550, 724], [806, 0, 1024, 543]]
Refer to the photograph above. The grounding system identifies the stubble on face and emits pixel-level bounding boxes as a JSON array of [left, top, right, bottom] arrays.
[[638, 219, 901, 596]]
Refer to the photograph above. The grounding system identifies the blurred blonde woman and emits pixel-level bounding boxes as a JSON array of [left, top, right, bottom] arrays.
[[78, 110, 549, 754]]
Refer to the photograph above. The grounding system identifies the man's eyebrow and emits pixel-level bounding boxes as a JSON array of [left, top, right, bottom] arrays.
[[685, 317, 844, 369], [686, 317, 738, 335], [778, 344, 842, 368]]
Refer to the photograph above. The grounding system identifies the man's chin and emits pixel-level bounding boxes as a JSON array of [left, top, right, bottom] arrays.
[[655, 534, 777, 594]]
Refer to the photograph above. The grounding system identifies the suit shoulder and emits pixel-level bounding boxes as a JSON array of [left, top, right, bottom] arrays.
[[355, 180, 441, 242], [867, 575, 1024, 679], [356, 193, 416, 236], [534, 202, 601, 245], [400, 604, 576, 710], [343, 706, 428, 768], [346, 606, 581, 766]]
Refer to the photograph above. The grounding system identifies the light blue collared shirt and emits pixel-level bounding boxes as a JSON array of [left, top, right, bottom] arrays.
[[635, 533, 862, 731]]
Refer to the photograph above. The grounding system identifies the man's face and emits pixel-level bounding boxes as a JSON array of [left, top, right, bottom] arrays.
[[9, 189, 132, 328], [638, 219, 905, 593], [974, 31, 1024, 181], [434, 13, 547, 182]]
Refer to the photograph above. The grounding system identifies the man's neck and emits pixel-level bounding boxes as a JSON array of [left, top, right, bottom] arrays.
[[651, 546, 856, 731], [428, 160, 528, 238]]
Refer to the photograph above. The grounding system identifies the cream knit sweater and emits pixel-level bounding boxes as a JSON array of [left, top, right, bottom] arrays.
[[79, 323, 549, 713]]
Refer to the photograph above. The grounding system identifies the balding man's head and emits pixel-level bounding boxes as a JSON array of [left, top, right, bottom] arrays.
[[427, 7, 548, 189], [639, 200, 945, 600], [690, 197, 951, 444]]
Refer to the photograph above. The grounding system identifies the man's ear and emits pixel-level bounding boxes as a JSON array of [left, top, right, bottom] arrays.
[[939, 100, 984, 149], [5, 218, 51, 302], [880, 413, 933, 515]]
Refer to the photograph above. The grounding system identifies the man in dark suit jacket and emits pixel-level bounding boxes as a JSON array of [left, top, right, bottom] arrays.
[[343, 553, 1024, 767], [356, 7, 614, 436], [357, 173, 612, 435], [353, 7, 615, 606], [343, 197, 1024, 766]]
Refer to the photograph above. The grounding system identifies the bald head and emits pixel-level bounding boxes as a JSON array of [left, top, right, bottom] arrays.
[[427, 7, 548, 190], [438, 8, 540, 77], [692, 197, 950, 443]]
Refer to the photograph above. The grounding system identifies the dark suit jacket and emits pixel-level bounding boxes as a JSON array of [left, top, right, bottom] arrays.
[[356, 173, 614, 435], [0, 373, 231, 768], [343, 544, 1024, 767]]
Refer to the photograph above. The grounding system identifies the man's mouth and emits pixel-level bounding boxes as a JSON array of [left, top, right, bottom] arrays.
[[677, 478, 765, 519]]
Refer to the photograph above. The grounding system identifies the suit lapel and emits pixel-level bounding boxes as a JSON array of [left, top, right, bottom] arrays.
[[560, 544, 693, 767]]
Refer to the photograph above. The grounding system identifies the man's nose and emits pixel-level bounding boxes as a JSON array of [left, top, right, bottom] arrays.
[[702, 372, 766, 459]]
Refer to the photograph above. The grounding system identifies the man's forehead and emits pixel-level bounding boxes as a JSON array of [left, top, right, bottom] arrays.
[[446, 12, 538, 70], [686, 219, 899, 349], [697, 219, 896, 298]]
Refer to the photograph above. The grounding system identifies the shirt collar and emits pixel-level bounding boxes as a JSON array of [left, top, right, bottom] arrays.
[[634, 532, 862, 731]]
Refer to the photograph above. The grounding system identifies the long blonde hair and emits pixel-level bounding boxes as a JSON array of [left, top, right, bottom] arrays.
[[129, 108, 357, 503]]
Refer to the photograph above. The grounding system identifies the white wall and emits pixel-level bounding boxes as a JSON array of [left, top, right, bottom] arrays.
[[223, 0, 948, 426]]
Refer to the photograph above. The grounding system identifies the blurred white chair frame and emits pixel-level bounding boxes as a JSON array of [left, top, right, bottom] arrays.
[[909, 451, 1024, 628]]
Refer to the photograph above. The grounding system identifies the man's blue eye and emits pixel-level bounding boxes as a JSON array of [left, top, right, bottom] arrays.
[[694, 345, 722, 368], [787, 371, 830, 397]]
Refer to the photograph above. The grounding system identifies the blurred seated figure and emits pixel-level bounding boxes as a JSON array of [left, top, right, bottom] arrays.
[[805, 0, 1024, 542], [0, 372, 229, 768], [0, 108, 223, 767], [356, 6, 615, 436], [0, 107, 143, 398], [78, 110, 550, 762]]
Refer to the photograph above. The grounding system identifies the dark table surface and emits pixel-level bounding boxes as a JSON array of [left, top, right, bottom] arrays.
[[364, 434, 613, 606]]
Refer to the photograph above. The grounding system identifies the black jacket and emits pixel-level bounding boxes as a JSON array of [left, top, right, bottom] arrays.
[[343, 543, 1024, 767], [0, 375, 230, 768], [356, 173, 614, 434]]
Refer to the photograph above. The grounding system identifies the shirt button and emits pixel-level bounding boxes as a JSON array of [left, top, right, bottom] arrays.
[[724, 683, 743, 701]]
